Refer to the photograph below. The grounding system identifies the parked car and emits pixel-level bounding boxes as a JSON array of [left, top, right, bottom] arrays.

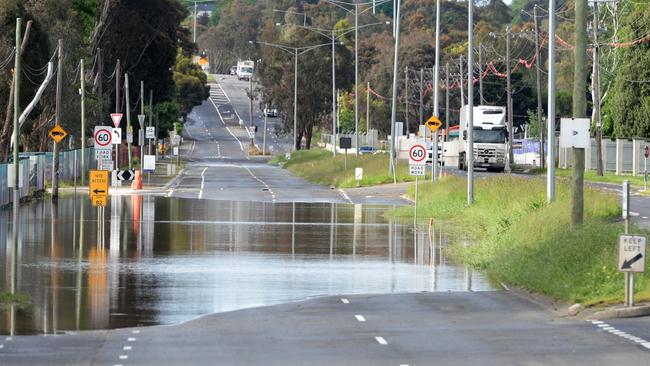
[[359, 146, 377, 155], [264, 107, 278, 117]]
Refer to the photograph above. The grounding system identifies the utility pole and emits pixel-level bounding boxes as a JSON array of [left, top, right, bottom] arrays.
[[115, 59, 121, 170], [366, 81, 370, 134], [12, 18, 21, 207], [459, 56, 464, 109], [125, 73, 132, 169], [419, 68, 424, 127], [97, 48, 103, 134], [506, 26, 513, 172], [389, 0, 402, 178], [467, 0, 474, 205], [433, 0, 441, 182], [547, 0, 557, 203], [479, 43, 484, 104], [572, 0, 587, 226], [263, 104, 268, 155], [332, 29, 337, 157], [405, 66, 409, 134], [52, 39, 63, 199], [593, 1, 604, 176], [354, 1, 359, 155], [80, 58, 86, 185], [533, 6, 545, 169], [249, 73, 254, 128], [445, 62, 450, 142], [193, 1, 198, 44]]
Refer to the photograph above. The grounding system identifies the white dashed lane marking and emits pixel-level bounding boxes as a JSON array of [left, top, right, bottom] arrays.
[[355, 315, 366, 322], [589, 320, 650, 350], [375, 336, 388, 345], [341, 298, 350, 304]]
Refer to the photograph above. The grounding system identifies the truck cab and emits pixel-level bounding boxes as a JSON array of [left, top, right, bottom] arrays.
[[458, 105, 508, 172], [237, 60, 254, 81]]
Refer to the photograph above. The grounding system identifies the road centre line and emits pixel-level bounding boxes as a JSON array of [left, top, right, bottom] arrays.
[[355, 315, 366, 322], [341, 298, 350, 304]]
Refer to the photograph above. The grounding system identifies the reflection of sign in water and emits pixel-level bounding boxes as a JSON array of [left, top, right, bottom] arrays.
[[91, 195, 107, 207]]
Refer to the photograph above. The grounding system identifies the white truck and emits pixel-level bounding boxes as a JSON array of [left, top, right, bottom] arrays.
[[458, 105, 508, 172], [236, 60, 254, 81]]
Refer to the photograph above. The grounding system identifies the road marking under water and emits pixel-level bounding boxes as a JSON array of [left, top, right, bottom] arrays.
[[375, 336, 388, 345], [355, 315, 366, 322], [198, 167, 207, 199]]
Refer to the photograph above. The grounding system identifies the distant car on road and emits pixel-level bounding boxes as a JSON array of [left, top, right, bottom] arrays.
[[358, 146, 377, 155], [229, 66, 237, 76], [264, 107, 278, 117]]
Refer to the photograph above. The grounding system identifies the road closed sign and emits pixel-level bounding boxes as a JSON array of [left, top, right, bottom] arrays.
[[618, 235, 646, 273], [409, 144, 427, 165], [94, 126, 112, 149]]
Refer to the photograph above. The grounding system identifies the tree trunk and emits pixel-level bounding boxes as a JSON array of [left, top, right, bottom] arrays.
[[305, 123, 313, 150]]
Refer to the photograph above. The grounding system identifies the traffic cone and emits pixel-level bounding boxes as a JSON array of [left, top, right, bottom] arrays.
[[131, 170, 142, 190]]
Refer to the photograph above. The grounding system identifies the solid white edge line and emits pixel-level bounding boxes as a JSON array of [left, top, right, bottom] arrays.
[[375, 336, 388, 345]]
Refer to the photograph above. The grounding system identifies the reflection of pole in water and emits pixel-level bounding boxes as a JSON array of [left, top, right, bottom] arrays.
[[9, 188, 19, 335], [329, 203, 334, 259], [353, 204, 362, 259], [75, 200, 85, 330], [388, 218, 393, 263], [50, 199, 59, 334], [291, 202, 295, 259], [465, 266, 472, 292]]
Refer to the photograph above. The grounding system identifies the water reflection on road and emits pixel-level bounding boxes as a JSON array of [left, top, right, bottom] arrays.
[[0, 196, 492, 335]]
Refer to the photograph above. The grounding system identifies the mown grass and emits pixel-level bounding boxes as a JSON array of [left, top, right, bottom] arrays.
[[271, 148, 430, 188], [391, 175, 650, 306]]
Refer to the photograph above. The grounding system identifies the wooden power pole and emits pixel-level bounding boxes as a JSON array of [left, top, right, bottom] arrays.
[[572, 0, 588, 226]]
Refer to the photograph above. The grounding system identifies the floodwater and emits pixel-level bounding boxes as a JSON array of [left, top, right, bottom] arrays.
[[0, 196, 492, 335]]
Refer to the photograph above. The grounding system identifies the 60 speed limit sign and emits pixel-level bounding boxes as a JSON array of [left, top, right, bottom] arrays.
[[409, 144, 427, 166], [94, 126, 113, 149]]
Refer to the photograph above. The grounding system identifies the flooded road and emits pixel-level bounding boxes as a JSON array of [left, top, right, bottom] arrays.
[[0, 196, 492, 335]]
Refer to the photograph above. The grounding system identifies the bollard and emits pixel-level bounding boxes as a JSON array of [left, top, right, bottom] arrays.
[[131, 170, 142, 190]]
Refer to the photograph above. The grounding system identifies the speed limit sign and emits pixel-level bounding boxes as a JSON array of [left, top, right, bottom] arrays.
[[409, 144, 427, 165], [94, 126, 113, 149]]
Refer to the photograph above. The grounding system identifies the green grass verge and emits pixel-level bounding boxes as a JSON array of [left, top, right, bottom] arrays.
[[271, 148, 430, 188], [391, 175, 650, 306]]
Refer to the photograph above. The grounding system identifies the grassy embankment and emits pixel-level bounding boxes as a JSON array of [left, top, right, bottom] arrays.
[[532, 168, 647, 188], [272, 148, 431, 188], [392, 175, 650, 306]]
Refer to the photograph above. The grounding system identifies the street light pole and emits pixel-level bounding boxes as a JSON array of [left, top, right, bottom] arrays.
[[354, 1, 359, 154], [332, 29, 337, 157], [547, 0, 557, 203], [294, 48, 298, 151], [389, 0, 401, 181], [467, 0, 475, 205], [193, 2, 197, 43]]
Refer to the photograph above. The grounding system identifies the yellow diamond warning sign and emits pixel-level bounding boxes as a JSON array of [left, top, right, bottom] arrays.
[[48, 124, 68, 143], [425, 115, 443, 133]]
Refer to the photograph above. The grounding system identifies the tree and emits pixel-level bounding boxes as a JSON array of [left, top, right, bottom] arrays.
[[174, 53, 209, 118]]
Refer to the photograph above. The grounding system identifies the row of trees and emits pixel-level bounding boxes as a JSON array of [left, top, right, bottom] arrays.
[[195, 0, 650, 149], [0, 0, 208, 161]]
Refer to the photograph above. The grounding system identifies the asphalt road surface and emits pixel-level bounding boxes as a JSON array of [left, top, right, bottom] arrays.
[[3, 80, 650, 364]]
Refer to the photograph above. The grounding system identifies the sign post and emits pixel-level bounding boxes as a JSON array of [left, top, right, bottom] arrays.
[[111, 113, 123, 171], [425, 115, 443, 182], [89, 170, 109, 207], [618, 180, 648, 307], [355, 168, 363, 187], [340, 137, 352, 170], [409, 144, 427, 226]]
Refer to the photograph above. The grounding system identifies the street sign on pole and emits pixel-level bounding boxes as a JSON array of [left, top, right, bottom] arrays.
[[89, 170, 109, 196], [116, 169, 135, 181], [355, 167, 363, 186], [618, 235, 646, 273], [94, 126, 112, 149], [112, 128, 122, 144], [98, 159, 113, 171], [48, 124, 68, 143], [110, 113, 123, 128], [409, 144, 427, 165], [559, 118, 590, 149], [95, 149, 111, 160], [143, 155, 156, 172], [146, 126, 155, 139], [425, 115, 443, 133], [137, 114, 146, 128], [409, 165, 426, 176], [127, 125, 133, 144]]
